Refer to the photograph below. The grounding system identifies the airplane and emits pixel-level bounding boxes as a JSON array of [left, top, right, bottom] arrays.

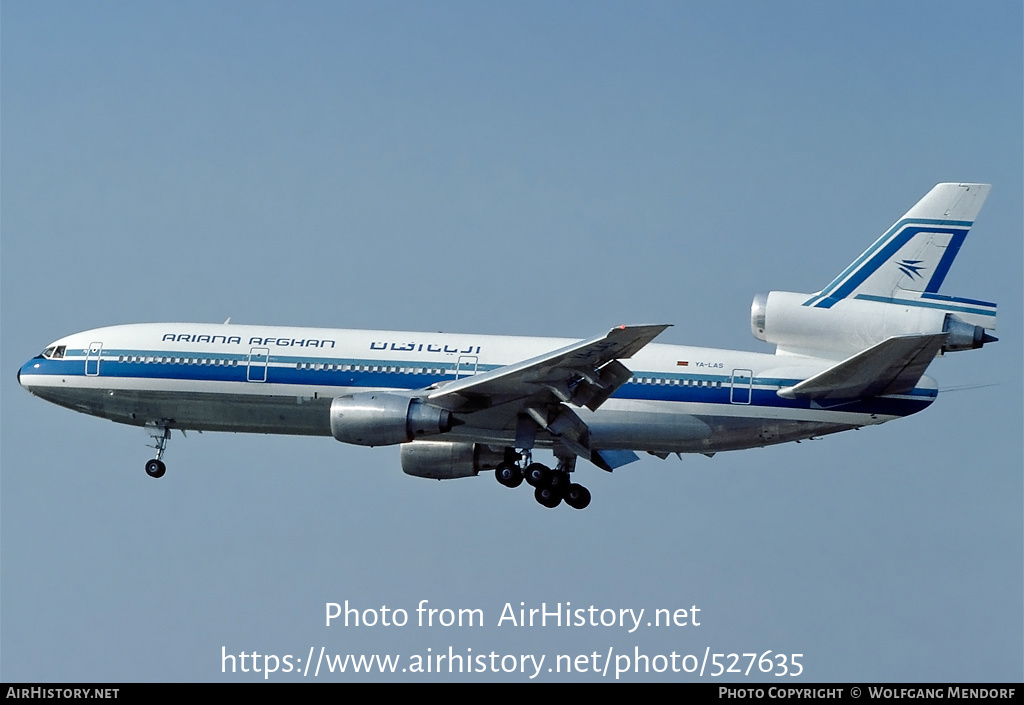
[[17, 183, 997, 510]]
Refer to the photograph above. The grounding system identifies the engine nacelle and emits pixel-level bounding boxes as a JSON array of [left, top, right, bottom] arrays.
[[400, 441, 506, 480], [330, 393, 456, 446], [751, 291, 995, 356]]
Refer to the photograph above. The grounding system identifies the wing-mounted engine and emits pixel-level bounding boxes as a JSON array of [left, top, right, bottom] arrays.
[[400, 441, 505, 479], [330, 393, 459, 446], [751, 291, 997, 357]]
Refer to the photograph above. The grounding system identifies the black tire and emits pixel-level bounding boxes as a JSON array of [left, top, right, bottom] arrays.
[[534, 485, 562, 508], [524, 463, 550, 488], [546, 470, 570, 496], [145, 459, 166, 479], [564, 483, 591, 510], [495, 462, 523, 488]]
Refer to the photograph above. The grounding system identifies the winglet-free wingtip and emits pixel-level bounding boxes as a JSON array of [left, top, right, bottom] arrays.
[[614, 323, 672, 335], [606, 324, 671, 359]]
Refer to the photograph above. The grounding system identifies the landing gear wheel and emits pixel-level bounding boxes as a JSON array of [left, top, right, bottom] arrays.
[[564, 483, 591, 510], [534, 485, 562, 508], [524, 463, 550, 488], [546, 470, 570, 495], [495, 462, 523, 488], [145, 459, 166, 478]]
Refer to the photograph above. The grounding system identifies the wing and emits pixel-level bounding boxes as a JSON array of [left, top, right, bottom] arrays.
[[424, 324, 670, 458], [777, 333, 946, 404]]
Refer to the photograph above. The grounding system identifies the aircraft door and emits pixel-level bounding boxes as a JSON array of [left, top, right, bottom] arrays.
[[730, 369, 752, 404], [455, 356, 478, 380], [85, 342, 102, 376], [247, 347, 270, 382]]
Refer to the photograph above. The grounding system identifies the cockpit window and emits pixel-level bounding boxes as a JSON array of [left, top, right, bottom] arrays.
[[40, 346, 66, 359], [42, 347, 55, 358]]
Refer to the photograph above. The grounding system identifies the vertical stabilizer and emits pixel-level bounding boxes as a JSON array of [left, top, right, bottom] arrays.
[[802, 183, 995, 329]]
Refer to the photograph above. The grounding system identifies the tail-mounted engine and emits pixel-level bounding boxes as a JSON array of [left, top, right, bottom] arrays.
[[330, 393, 458, 446], [751, 291, 997, 357]]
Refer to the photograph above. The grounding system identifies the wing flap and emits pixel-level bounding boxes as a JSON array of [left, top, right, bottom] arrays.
[[777, 333, 946, 403], [424, 324, 669, 459]]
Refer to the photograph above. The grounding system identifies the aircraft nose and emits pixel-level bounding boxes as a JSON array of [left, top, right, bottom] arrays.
[[17, 360, 36, 391]]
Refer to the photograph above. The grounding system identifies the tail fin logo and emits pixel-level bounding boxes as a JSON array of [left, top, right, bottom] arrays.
[[897, 259, 927, 280], [803, 183, 992, 310]]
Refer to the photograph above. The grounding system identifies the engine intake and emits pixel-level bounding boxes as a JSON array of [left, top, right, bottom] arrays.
[[330, 393, 457, 446]]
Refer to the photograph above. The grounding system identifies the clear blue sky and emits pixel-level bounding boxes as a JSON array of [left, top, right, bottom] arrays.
[[2, 1, 1021, 682]]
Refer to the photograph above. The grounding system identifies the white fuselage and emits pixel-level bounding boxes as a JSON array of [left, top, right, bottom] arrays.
[[17, 322, 936, 455]]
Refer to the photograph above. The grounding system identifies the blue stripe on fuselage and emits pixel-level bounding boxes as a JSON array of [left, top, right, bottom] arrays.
[[19, 349, 936, 420]]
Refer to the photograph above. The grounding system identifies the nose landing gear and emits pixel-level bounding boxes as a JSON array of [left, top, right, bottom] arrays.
[[144, 424, 171, 478]]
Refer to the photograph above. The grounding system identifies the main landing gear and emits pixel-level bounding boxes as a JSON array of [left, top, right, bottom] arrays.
[[144, 425, 171, 478], [494, 455, 592, 510]]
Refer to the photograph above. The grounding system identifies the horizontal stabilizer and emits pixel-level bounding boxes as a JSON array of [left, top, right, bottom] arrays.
[[777, 333, 946, 403]]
